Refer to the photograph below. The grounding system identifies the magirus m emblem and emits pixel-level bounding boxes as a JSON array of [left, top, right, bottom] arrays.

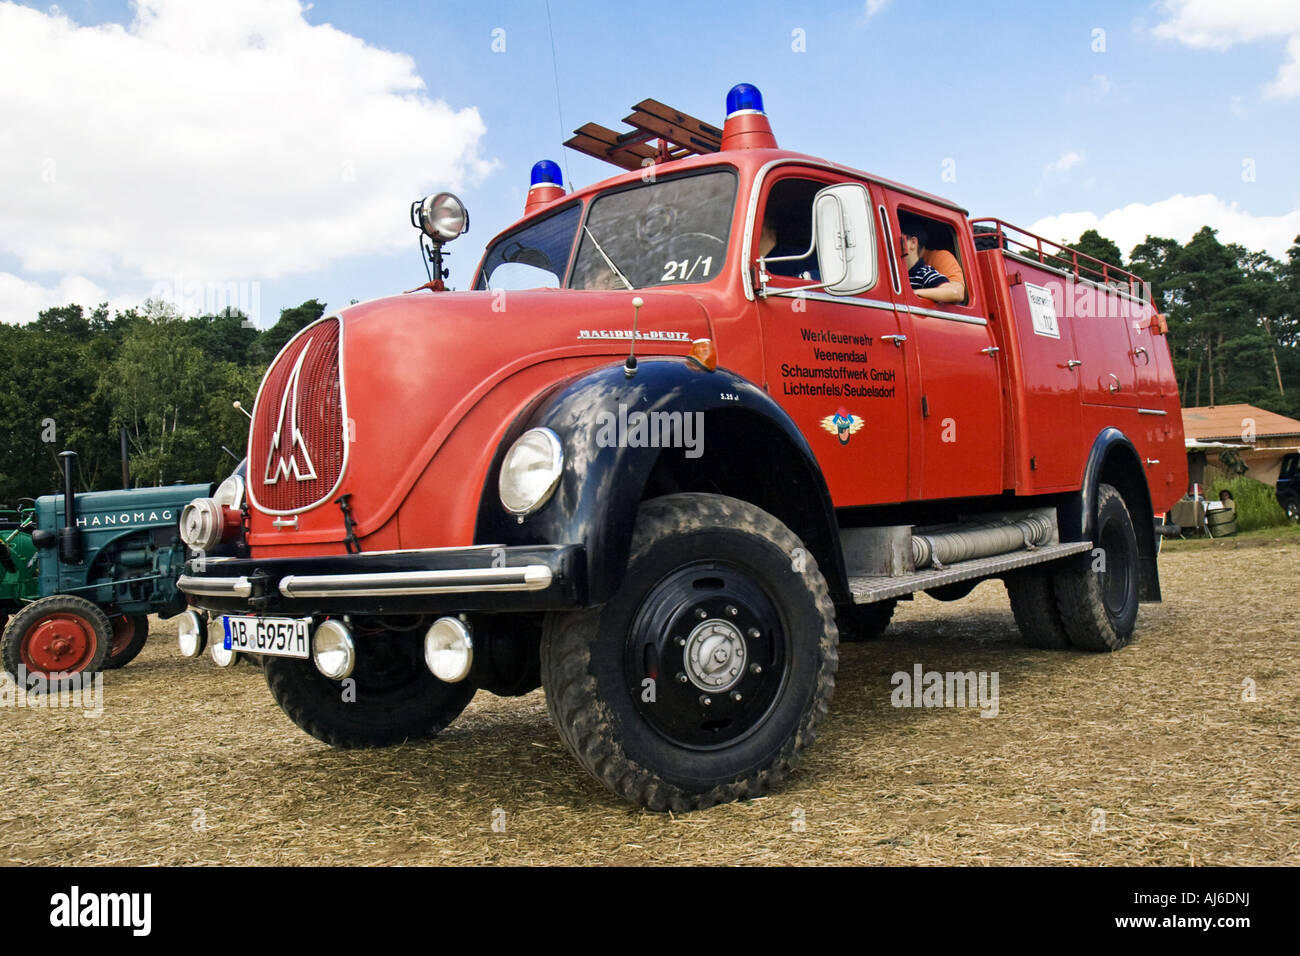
[[264, 339, 319, 484]]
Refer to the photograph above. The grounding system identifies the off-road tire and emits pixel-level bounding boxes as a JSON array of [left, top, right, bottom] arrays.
[[1004, 569, 1072, 649], [103, 614, 149, 670], [839, 599, 896, 642], [540, 493, 839, 812], [1054, 483, 1140, 652], [2, 594, 112, 689], [265, 632, 476, 748]]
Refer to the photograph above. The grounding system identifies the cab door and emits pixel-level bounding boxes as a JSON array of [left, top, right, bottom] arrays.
[[754, 169, 912, 506], [882, 193, 1004, 501]]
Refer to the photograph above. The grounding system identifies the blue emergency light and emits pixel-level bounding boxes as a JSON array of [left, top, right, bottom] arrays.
[[530, 159, 563, 188], [726, 83, 765, 117]]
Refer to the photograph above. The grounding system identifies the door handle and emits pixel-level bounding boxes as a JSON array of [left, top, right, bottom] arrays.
[[1066, 359, 1082, 369], [980, 346, 1000, 356], [1108, 373, 1121, 393], [882, 334, 907, 347], [1133, 346, 1150, 366]]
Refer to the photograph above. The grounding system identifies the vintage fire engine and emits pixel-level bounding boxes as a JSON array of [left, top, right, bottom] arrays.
[[178, 85, 1187, 811]]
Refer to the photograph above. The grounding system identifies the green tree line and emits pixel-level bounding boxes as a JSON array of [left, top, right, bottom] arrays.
[[0, 298, 324, 501], [1052, 227, 1300, 415]]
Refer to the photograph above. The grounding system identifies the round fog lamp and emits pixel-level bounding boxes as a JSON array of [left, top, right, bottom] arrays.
[[210, 638, 238, 668], [177, 609, 208, 658], [424, 617, 473, 683], [312, 619, 356, 680]]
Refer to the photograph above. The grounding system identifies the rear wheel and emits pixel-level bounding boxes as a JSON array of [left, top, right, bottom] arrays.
[[1054, 483, 1140, 652], [265, 628, 476, 748], [1283, 497, 1299, 524], [540, 493, 838, 812], [1004, 570, 1072, 649], [103, 614, 149, 670], [2, 595, 112, 689]]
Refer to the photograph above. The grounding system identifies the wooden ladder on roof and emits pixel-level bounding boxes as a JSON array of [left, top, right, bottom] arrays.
[[564, 99, 723, 171]]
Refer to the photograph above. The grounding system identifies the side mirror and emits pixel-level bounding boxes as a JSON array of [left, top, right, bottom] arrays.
[[813, 183, 876, 296]]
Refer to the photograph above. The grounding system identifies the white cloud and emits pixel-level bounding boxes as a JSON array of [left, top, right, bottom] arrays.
[[1152, 0, 1300, 49], [0, 273, 111, 325], [1043, 151, 1084, 177], [1153, 0, 1300, 97], [1029, 193, 1300, 260], [863, 0, 891, 20], [0, 0, 494, 323], [1264, 35, 1300, 98]]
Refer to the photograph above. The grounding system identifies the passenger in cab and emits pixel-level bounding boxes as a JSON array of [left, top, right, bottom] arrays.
[[898, 214, 965, 304]]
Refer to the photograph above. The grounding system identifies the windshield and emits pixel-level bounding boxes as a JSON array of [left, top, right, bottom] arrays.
[[570, 169, 736, 290], [474, 168, 738, 292], [476, 202, 582, 290]]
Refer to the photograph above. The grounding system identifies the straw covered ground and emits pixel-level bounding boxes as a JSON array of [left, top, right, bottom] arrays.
[[2, 532, 1296, 866]]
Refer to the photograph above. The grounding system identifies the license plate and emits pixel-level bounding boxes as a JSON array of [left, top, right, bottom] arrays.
[[222, 615, 311, 659]]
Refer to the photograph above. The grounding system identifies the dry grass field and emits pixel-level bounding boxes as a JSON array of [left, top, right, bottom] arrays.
[[2, 532, 1296, 866]]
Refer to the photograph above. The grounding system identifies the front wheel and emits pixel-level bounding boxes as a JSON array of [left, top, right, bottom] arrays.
[[265, 629, 476, 748], [541, 493, 839, 812], [2, 595, 112, 689]]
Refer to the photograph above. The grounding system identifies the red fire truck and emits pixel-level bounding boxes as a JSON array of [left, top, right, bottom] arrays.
[[177, 85, 1186, 812]]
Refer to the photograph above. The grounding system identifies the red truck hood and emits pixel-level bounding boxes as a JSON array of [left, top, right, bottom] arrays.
[[245, 288, 710, 547]]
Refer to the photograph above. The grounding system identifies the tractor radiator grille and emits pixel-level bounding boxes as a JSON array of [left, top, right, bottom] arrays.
[[249, 317, 346, 514]]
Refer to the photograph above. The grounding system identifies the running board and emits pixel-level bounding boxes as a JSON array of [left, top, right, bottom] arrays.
[[848, 541, 1093, 604]]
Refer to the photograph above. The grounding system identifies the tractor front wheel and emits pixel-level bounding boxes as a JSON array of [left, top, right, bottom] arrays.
[[2, 595, 112, 689]]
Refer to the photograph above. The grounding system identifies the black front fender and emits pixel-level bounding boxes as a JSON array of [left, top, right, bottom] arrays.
[[475, 358, 845, 605]]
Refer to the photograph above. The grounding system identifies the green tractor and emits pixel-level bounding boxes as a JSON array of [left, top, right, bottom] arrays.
[[1, 450, 217, 685]]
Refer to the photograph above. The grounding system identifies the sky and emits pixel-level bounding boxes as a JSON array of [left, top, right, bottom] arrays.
[[1, 0, 1299, 326]]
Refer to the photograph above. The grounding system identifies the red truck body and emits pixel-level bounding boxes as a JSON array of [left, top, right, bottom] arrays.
[[178, 85, 1187, 812]]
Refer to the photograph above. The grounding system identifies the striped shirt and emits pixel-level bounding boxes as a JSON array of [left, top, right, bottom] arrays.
[[908, 260, 946, 290]]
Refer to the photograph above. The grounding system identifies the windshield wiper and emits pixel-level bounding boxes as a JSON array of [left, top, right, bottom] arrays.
[[581, 225, 634, 291]]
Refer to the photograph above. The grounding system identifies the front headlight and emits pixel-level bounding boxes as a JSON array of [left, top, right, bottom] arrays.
[[498, 427, 564, 516]]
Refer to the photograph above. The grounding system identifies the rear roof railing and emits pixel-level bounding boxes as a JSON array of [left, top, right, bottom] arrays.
[[970, 218, 1151, 303]]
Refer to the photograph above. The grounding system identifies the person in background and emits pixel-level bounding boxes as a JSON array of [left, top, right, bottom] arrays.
[[1219, 489, 1236, 515]]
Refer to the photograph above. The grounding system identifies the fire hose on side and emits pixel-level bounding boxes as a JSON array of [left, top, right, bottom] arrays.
[[911, 513, 1055, 571]]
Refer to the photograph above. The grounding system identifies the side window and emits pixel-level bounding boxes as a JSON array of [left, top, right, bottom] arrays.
[[757, 177, 824, 281], [896, 208, 968, 305]]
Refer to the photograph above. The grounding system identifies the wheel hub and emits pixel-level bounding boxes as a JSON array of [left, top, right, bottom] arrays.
[[683, 619, 747, 692], [624, 561, 787, 750], [23, 614, 96, 674]]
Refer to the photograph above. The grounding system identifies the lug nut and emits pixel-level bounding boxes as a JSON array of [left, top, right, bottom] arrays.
[[676, 672, 688, 684], [726, 605, 738, 617], [696, 608, 708, 619], [700, 695, 712, 707], [749, 663, 762, 675], [730, 691, 743, 702], [676, 636, 685, 647], [747, 628, 760, 639]]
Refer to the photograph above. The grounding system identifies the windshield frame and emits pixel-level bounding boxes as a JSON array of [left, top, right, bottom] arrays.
[[473, 161, 741, 293]]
